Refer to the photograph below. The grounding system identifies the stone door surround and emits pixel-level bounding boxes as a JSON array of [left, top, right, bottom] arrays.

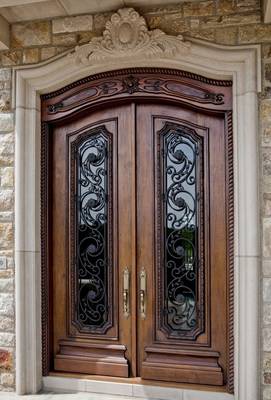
[[13, 8, 261, 400]]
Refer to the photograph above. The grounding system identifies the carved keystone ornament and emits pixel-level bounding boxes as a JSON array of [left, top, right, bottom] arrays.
[[70, 8, 191, 65]]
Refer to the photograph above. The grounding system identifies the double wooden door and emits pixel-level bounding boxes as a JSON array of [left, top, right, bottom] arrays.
[[47, 98, 231, 389]]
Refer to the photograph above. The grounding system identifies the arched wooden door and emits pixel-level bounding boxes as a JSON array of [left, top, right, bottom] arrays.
[[41, 69, 233, 392]]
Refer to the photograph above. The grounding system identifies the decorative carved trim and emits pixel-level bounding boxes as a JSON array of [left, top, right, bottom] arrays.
[[69, 8, 190, 65], [226, 111, 234, 394], [41, 68, 232, 102], [204, 92, 224, 104], [48, 102, 63, 113], [122, 75, 139, 94], [45, 73, 225, 118], [41, 121, 50, 376]]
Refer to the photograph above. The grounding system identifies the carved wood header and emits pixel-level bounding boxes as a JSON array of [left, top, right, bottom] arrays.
[[41, 69, 232, 121], [69, 8, 191, 65]]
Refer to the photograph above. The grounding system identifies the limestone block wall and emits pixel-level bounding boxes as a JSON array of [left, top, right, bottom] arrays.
[[0, 0, 269, 397], [0, 67, 14, 391]]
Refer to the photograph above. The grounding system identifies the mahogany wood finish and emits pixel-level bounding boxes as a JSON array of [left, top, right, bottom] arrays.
[[136, 104, 227, 386], [41, 68, 233, 392], [48, 105, 136, 377]]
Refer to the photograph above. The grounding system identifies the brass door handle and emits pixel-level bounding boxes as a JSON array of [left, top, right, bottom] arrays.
[[139, 269, 146, 319], [123, 267, 130, 318]]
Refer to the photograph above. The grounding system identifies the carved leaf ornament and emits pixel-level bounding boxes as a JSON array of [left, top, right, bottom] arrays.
[[70, 8, 191, 65]]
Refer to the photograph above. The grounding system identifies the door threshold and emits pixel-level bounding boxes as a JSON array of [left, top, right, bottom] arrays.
[[43, 374, 233, 400]]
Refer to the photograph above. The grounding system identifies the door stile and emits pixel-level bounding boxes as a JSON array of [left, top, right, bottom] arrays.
[[131, 102, 138, 378], [136, 104, 155, 376], [118, 103, 137, 376]]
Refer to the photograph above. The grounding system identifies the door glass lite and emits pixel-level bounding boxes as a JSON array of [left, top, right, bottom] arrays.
[[159, 122, 203, 338], [74, 126, 113, 333]]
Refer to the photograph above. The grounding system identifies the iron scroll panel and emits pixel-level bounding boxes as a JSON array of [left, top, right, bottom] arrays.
[[158, 122, 205, 340], [71, 125, 113, 334]]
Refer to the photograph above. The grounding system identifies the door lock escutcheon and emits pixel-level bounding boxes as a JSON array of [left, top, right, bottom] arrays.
[[123, 267, 130, 318], [139, 269, 147, 319]]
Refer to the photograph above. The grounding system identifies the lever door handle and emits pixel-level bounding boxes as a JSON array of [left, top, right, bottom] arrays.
[[123, 267, 130, 318], [139, 269, 146, 319]]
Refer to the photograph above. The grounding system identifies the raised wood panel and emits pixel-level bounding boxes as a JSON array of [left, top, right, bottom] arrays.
[[55, 341, 128, 377]]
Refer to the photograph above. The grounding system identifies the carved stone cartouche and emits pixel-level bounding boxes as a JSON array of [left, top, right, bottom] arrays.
[[70, 8, 191, 65]]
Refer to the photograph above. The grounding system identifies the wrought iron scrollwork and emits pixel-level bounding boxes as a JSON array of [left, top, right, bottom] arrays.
[[159, 122, 202, 336], [75, 127, 112, 332], [204, 92, 224, 104], [48, 101, 63, 113], [122, 75, 139, 94]]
